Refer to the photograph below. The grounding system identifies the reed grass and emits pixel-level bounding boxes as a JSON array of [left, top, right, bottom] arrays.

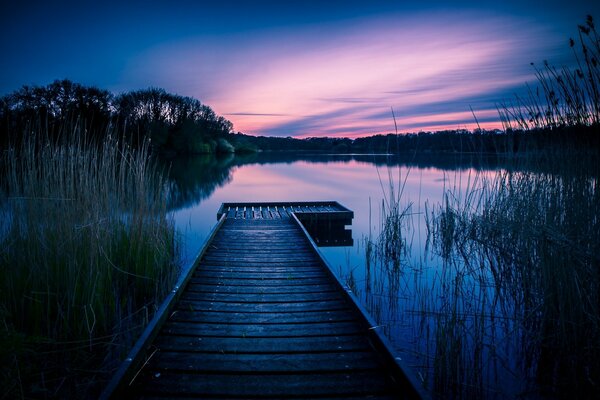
[[0, 130, 178, 398], [348, 154, 599, 398], [425, 161, 600, 397], [341, 17, 600, 398], [499, 15, 600, 130]]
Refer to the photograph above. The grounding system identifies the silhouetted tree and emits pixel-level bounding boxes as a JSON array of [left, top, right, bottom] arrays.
[[114, 88, 233, 153], [0, 80, 113, 146], [0, 81, 234, 154]]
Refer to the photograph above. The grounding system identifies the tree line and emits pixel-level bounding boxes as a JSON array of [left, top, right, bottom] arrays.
[[229, 126, 599, 155], [1, 78, 597, 157], [0, 80, 234, 154]]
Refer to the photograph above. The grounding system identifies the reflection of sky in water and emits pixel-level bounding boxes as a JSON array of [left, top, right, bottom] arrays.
[[171, 158, 525, 396], [173, 158, 491, 292], [173, 160, 462, 266]]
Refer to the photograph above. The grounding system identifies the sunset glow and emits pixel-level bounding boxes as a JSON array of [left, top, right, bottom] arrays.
[[126, 12, 558, 137], [1, 1, 598, 137]]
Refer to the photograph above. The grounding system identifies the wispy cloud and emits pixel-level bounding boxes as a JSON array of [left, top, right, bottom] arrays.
[[125, 10, 562, 137], [225, 112, 290, 117]]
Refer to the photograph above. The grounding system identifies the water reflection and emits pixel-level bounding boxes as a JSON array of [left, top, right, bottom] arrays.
[[164, 152, 599, 399], [296, 213, 354, 247], [162, 152, 565, 212], [161, 154, 235, 210]]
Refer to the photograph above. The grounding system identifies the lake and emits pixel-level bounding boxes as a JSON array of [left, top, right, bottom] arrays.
[[164, 152, 598, 399]]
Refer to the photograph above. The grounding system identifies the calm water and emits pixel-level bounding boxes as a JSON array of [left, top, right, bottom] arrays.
[[167, 153, 494, 264], [164, 153, 590, 399]]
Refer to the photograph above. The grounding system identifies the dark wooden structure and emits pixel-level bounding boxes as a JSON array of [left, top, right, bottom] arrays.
[[217, 201, 354, 247], [102, 201, 426, 399]]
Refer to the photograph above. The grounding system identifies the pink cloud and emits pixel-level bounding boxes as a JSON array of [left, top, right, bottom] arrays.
[[124, 11, 561, 137]]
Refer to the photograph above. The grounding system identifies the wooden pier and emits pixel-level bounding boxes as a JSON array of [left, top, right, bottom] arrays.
[[102, 202, 425, 399]]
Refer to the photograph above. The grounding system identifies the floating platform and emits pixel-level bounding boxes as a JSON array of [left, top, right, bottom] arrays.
[[102, 202, 425, 399]]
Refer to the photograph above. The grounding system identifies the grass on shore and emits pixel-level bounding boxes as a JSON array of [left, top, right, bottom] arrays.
[[0, 131, 178, 398], [499, 15, 599, 130], [353, 158, 599, 398], [425, 162, 600, 397]]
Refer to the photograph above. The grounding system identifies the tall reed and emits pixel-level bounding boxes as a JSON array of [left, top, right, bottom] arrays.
[[499, 15, 600, 130], [426, 161, 600, 397], [351, 157, 599, 398], [0, 130, 178, 398]]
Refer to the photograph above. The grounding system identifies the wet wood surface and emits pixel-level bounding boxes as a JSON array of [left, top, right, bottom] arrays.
[[116, 209, 420, 399]]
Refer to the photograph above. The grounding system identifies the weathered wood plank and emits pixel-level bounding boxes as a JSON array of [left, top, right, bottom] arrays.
[[195, 265, 324, 274], [180, 290, 342, 303], [206, 245, 311, 251], [200, 256, 319, 263], [219, 224, 299, 229], [189, 276, 332, 286], [130, 371, 394, 397], [221, 225, 289, 231], [150, 351, 381, 373], [204, 245, 314, 252], [199, 261, 321, 267], [162, 321, 364, 337], [198, 260, 321, 268], [193, 270, 328, 279], [168, 309, 356, 324], [213, 234, 302, 240], [203, 252, 316, 258], [177, 299, 349, 313], [213, 235, 304, 241], [185, 283, 336, 294], [140, 396, 397, 400], [153, 334, 372, 354], [106, 203, 423, 400], [206, 245, 314, 252]]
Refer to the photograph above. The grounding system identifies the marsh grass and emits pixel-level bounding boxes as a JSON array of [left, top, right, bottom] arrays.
[[499, 15, 600, 131], [424, 160, 600, 397], [347, 155, 599, 398], [0, 131, 178, 398], [338, 17, 600, 399]]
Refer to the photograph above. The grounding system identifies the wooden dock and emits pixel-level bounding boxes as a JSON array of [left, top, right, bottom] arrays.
[[102, 202, 425, 399]]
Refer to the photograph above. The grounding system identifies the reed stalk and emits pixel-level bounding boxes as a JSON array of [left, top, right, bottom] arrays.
[[500, 15, 600, 131], [0, 128, 178, 398]]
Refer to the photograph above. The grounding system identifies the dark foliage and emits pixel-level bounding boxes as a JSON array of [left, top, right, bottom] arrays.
[[229, 125, 599, 156], [0, 80, 234, 154]]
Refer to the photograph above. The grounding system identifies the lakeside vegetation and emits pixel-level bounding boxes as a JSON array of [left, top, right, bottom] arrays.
[[350, 17, 600, 398], [0, 129, 178, 398], [229, 124, 599, 154], [1, 17, 597, 159], [0, 82, 234, 155], [427, 163, 599, 398], [0, 14, 598, 400], [4, 77, 595, 156], [351, 156, 600, 398]]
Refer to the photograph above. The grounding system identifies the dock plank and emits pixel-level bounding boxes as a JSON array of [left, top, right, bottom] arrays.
[[168, 309, 356, 324], [196, 265, 324, 273], [189, 276, 333, 286], [179, 290, 342, 303], [149, 350, 381, 372], [153, 334, 372, 353], [194, 263, 327, 279], [177, 299, 349, 313], [131, 370, 394, 398], [105, 203, 424, 400], [162, 320, 364, 337], [184, 282, 336, 294]]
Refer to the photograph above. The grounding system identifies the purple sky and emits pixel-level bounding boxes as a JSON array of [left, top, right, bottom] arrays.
[[1, 1, 598, 137]]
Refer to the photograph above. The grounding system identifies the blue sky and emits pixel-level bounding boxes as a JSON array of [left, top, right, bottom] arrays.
[[1, 0, 598, 136]]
